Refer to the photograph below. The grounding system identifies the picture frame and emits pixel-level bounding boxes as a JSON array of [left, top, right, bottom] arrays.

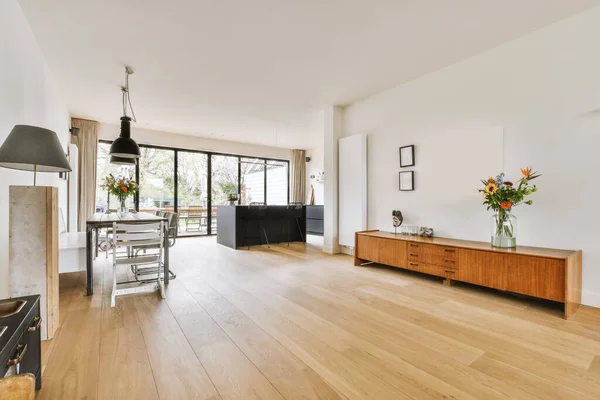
[[399, 171, 414, 191], [399, 145, 415, 167]]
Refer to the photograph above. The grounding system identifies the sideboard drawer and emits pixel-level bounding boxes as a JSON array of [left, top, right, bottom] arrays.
[[406, 261, 455, 279], [408, 252, 459, 267], [407, 242, 457, 259]]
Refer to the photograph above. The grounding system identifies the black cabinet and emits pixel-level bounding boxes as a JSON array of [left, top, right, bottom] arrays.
[[217, 205, 307, 249], [306, 205, 324, 236], [0, 295, 42, 389]]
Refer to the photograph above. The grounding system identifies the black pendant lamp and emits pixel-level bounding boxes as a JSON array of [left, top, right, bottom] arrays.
[[109, 116, 140, 159], [109, 67, 140, 159], [110, 153, 137, 166]]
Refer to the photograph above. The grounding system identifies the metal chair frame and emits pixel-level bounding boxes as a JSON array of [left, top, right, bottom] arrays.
[[111, 221, 165, 307]]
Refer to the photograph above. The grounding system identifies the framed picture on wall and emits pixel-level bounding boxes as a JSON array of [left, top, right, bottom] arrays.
[[399, 145, 415, 167], [399, 171, 414, 191]]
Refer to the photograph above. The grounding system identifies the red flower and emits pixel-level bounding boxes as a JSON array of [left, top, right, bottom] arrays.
[[500, 201, 512, 210], [504, 181, 513, 186]]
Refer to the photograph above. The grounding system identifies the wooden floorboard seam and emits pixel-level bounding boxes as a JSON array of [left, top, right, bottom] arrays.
[[37, 237, 600, 399], [177, 277, 344, 400]]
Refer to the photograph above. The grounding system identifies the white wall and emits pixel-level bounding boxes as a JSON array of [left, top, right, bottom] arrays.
[[343, 6, 600, 307], [0, 0, 70, 298], [98, 123, 292, 161], [305, 145, 324, 205], [323, 106, 342, 254]]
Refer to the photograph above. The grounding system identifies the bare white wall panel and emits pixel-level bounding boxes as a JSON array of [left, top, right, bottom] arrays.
[[338, 134, 367, 247]]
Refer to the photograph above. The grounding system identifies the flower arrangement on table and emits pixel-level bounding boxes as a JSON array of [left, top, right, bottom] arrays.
[[478, 167, 541, 247], [102, 174, 138, 214]]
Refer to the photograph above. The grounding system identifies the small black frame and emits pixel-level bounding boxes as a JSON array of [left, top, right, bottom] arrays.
[[399, 145, 415, 167], [399, 171, 415, 191]]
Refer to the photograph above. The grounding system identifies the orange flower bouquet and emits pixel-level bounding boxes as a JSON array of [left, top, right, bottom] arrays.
[[102, 174, 138, 214], [478, 168, 541, 247]]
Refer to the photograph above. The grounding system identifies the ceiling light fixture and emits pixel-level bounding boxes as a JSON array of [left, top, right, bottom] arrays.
[[109, 66, 141, 159], [109, 155, 137, 166]]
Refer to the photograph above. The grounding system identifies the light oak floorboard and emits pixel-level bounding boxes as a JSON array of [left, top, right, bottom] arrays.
[[38, 236, 600, 400]]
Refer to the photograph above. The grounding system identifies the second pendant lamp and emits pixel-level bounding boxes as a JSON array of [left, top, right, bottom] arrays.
[[109, 67, 141, 160]]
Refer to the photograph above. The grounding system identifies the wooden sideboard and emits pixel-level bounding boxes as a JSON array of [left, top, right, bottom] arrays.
[[354, 230, 582, 319]]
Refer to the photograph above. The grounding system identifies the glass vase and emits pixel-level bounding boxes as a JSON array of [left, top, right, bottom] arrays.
[[119, 198, 128, 217], [491, 211, 517, 248]]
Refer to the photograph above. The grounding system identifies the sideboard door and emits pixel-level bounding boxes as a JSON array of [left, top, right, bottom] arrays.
[[456, 249, 508, 290], [506, 255, 565, 302], [379, 238, 407, 268], [356, 235, 380, 263]]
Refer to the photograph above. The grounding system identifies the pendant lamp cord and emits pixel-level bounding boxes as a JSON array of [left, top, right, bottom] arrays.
[[122, 68, 137, 122]]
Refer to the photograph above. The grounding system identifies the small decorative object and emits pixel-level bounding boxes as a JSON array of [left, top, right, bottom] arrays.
[[419, 227, 434, 237], [479, 167, 541, 248], [316, 172, 325, 183], [227, 193, 239, 205], [392, 210, 403, 235], [102, 174, 138, 216], [399, 145, 415, 167], [308, 184, 315, 205], [399, 171, 414, 191]]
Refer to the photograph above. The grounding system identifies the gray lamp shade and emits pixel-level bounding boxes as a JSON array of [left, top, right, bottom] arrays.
[[109, 116, 140, 158], [0, 125, 71, 172], [110, 155, 136, 165]]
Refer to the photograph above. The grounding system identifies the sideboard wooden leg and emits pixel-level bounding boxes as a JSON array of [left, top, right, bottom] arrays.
[[443, 278, 455, 286]]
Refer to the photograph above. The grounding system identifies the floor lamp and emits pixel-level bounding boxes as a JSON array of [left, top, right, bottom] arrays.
[[0, 124, 71, 340]]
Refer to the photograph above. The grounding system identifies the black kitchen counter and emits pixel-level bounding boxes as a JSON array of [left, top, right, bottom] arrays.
[[0, 294, 41, 389], [0, 295, 39, 355], [217, 205, 306, 249]]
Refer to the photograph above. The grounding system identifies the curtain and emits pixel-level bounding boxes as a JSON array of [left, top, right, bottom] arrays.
[[290, 149, 306, 204], [71, 118, 98, 231]]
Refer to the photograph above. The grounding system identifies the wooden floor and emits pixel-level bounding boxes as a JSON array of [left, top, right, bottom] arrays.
[[38, 236, 600, 400]]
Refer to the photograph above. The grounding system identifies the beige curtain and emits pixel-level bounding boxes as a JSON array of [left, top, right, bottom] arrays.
[[290, 149, 306, 204], [71, 118, 99, 231]]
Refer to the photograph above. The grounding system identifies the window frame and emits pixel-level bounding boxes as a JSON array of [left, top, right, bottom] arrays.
[[98, 139, 290, 237]]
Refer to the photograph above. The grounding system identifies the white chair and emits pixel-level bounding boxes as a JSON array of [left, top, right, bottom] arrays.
[[111, 221, 165, 307]]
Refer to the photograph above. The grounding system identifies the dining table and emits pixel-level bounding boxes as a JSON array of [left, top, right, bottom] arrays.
[[85, 212, 170, 296]]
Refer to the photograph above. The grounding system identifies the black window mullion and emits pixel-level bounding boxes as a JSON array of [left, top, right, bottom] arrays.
[[135, 158, 140, 212], [207, 154, 212, 235], [237, 156, 241, 205], [263, 159, 267, 204], [174, 149, 178, 213]]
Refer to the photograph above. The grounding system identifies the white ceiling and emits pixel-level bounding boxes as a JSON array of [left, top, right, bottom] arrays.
[[19, 0, 600, 149]]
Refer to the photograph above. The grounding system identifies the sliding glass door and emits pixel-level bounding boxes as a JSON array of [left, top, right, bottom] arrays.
[[266, 160, 288, 205], [177, 151, 209, 236], [95, 142, 135, 212], [96, 140, 289, 237], [138, 147, 175, 213], [211, 155, 239, 233], [240, 158, 265, 205]]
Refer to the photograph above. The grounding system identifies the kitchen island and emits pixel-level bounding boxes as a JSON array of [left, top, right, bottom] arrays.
[[217, 205, 306, 249]]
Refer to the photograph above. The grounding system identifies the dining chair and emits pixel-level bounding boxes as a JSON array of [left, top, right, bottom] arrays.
[[111, 221, 165, 307], [131, 212, 178, 281]]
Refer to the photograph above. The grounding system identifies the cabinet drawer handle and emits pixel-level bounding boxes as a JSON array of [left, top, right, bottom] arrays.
[[410, 263, 419, 267], [445, 270, 455, 274], [409, 244, 419, 248], [444, 249, 456, 253], [409, 253, 419, 257], [28, 316, 42, 333], [7, 344, 27, 367], [444, 259, 455, 264]]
